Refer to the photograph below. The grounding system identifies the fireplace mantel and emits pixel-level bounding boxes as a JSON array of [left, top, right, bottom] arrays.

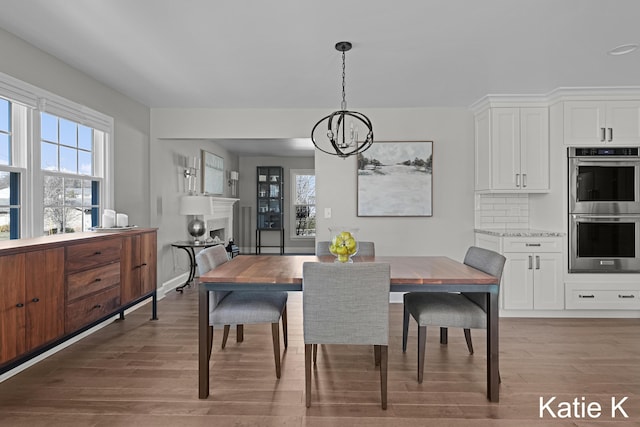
[[204, 197, 239, 243], [210, 197, 240, 212]]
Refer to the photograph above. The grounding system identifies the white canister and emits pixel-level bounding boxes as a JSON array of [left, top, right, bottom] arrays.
[[102, 213, 115, 228], [116, 213, 129, 227]]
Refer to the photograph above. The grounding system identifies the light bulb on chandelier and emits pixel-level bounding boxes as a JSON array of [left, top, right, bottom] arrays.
[[311, 41, 374, 158]]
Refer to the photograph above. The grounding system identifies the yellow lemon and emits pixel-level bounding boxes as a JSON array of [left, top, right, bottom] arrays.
[[339, 231, 352, 240]]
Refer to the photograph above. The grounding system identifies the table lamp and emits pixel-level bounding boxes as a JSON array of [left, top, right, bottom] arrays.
[[179, 195, 213, 244]]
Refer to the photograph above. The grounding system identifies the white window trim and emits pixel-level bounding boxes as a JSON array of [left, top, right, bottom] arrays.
[[289, 168, 315, 240], [0, 71, 114, 239]]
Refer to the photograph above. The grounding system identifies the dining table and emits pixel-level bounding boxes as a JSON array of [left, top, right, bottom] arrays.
[[197, 255, 501, 402]]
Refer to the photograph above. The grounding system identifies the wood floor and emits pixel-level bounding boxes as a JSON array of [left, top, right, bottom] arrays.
[[1, 287, 639, 426]]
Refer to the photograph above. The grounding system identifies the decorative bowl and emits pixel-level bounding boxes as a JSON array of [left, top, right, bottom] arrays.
[[328, 227, 359, 263]]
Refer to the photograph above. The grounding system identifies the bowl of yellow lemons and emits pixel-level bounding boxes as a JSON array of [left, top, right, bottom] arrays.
[[328, 228, 359, 263]]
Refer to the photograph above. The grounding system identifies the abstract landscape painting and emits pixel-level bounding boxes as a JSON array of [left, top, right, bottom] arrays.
[[357, 141, 433, 216]]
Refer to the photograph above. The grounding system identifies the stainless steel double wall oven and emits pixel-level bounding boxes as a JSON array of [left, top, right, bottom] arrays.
[[568, 147, 640, 272]]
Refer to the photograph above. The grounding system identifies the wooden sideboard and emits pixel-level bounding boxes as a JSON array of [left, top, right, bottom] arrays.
[[0, 229, 158, 373]]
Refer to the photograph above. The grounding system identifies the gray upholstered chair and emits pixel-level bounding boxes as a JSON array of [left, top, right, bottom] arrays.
[[402, 246, 505, 383], [315, 240, 375, 256], [302, 262, 391, 409], [196, 245, 288, 378]]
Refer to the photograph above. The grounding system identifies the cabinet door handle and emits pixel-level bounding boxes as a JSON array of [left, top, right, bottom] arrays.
[[522, 173, 527, 188], [528, 255, 532, 270], [16, 302, 24, 308], [608, 127, 613, 142], [618, 294, 635, 299], [535, 255, 540, 270], [601, 127, 606, 142], [32, 297, 40, 303], [515, 173, 520, 188], [141, 263, 147, 267], [579, 294, 595, 299]]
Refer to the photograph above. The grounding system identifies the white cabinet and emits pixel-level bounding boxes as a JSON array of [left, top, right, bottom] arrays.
[[502, 245, 563, 310], [564, 100, 640, 145], [475, 107, 549, 192], [475, 234, 564, 311]]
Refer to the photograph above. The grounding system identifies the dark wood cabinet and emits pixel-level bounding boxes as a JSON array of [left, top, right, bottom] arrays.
[[25, 249, 65, 353], [0, 248, 64, 365], [256, 166, 284, 254], [0, 229, 157, 373], [121, 230, 157, 305]]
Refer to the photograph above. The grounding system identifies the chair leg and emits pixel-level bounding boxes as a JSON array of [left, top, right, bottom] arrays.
[[440, 327, 448, 344], [417, 325, 426, 384], [402, 303, 410, 353], [282, 306, 288, 349], [221, 325, 230, 349], [237, 324, 244, 342], [312, 344, 318, 365], [271, 322, 281, 379], [464, 328, 474, 354], [380, 345, 388, 410], [207, 325, 213, 360], [305, 344, 312, 407], [374, 345, 381, 367]]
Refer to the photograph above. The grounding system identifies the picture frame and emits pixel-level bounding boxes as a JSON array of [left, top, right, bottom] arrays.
[[201, 150, 224, 195], [357, 141, 433, 217]]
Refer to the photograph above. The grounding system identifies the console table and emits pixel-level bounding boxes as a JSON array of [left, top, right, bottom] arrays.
[[171, 241, 220, 292]]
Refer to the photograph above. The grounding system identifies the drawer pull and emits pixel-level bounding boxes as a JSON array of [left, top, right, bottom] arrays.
[[141, 263, 148, 267], [92, 304, 102, 309], [32, 297, 40, 303], [93, 251, 102, 255], [579, 294, 595, 299], [526, 243, 541, 247], [94, 278, 102, 282], [618, 294, 635, 299], [16, 302, 24, 308]]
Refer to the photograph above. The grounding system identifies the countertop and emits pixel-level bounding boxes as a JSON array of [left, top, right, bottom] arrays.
[[475, 228, 565, 237]]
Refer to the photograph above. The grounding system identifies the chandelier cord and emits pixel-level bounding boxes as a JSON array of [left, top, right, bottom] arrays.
[[341, 50, 347, 110]]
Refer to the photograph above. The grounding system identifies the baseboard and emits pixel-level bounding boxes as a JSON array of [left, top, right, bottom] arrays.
[[160, 272, 190, 297]]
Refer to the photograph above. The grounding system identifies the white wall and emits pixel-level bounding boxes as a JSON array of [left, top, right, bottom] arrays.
[[0, 28, 151, 227], [152, 107, 476, 261], [149, 138, 239, 287], [315, 108, 476, 258]]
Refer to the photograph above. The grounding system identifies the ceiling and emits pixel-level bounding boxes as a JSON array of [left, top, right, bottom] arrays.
[[1, 0, 639, 156]]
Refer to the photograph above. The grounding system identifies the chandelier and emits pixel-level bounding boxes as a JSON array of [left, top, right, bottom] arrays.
[[311, 41, 374, 158]]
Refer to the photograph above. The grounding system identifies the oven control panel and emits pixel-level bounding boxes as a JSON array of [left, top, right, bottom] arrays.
[[571, 147, 639, 157]]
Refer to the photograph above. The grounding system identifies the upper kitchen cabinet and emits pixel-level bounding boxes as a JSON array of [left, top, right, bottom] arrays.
[[475, 106, 549, 192], [564, 100, 640, 145]]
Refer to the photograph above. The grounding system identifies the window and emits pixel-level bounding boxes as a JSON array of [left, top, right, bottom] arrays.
[[0, 171, 20, 240], [0, 97, 19, 240], [0, 70, 113, 240], [0, 97, 9, 166], [41, 113, 100, 235], [290, 169, 316, 238]]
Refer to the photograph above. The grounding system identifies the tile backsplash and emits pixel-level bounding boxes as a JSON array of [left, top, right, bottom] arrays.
[[475, 193, 529, 229]]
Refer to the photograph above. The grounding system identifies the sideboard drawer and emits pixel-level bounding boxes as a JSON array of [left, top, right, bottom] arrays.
[[66, 262, 121, 302], [65, 238, 121, 272], [65, 285, 121, 333]]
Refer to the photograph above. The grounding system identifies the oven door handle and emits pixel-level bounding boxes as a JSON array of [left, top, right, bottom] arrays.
[[572, 214, 640, 219]]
